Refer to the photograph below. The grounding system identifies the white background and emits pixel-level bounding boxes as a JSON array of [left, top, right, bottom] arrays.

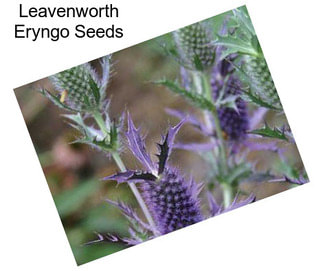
[[1, 0, 322, 270]]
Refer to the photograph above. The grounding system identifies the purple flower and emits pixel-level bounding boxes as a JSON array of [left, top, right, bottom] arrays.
[[211, 59, 249, 141], [104, 114, 203, 234], [141, 168, 203, 234]]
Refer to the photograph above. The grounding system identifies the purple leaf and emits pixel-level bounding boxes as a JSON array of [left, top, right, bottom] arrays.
[[157, 119, 185, 175], [105, 199, 155, 232], [284, 176, 308, 185], [102, 170, 156, 183], [84, 232, 140, 246], [126, 113, 157, 173], [269, 176, 308, 185]]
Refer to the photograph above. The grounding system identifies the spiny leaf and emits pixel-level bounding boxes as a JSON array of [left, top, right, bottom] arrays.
[[210, 7, 262, 60], [156, 138, 169, 175], [249, 123, 288, 141], [64, 114, 119, 153], [156, 119, 185, 175], [89, 76, 101, 105], [154, 79, 216, 112], [232, 7, 256, 36], [39, 88, 77, 112], [211, 35, 260, 59], [126, 114, 157, 173], [241, 88, 282, 110]]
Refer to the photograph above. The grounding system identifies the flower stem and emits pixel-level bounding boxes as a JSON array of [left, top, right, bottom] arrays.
[[221, 183, 233, 208], [200, 73, 235, 206], [93, 110, 110, 141], [201, 73, 228, 175], [93, 111, 159, 236], [111, 152, 158, 235]]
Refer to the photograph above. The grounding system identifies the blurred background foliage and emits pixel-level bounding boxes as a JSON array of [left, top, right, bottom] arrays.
[[14, 11, 305, 265]]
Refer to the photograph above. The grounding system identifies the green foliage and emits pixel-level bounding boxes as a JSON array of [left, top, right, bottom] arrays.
[[217, 162, 252, 186], [154, 79, 216, 112], [63, 113, 120, 153], [73, 242, 125, 265], [249, 123, 288, 141], [39, 88, 78, 112], [211, 6, 262, 60], [81, 205, 129, 234], [54, 180, 101, 218], [212, 35, 260, 60]]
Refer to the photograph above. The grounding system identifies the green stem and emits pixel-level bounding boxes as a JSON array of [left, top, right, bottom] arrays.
[[93, 110, 110, 140], [200, 73, 235, 206], [221, 183, 233, 209], [93, 111, 159, 236], [201, 73, 228, 175], [112, 152, 158, 236]]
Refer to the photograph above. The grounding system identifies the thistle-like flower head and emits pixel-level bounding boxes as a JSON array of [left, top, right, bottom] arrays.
[[141, 168, 203, 234], [174, 22, 215, 71], [41, 55, 112, 113], [211, 58, 249, 141], [243, 56, 282, 109], [104, 114, 203, 234]]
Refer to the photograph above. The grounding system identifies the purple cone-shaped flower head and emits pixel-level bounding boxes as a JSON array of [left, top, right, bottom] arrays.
[[211, 59, 249, 141], [104, 114, 203, 234], [141, 168, 203, 234]]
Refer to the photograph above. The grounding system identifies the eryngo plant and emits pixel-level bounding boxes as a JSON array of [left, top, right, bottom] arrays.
[[40, 56, 157, 235], [104, 116, 203, 236], [212, 7, 282, 110], [38, 6, 308, 256], [40, 56, 121, 153], [156, 6, 308, 209]]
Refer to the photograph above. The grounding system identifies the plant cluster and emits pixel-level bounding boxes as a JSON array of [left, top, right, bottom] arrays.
[[40, 6, 308, 250]]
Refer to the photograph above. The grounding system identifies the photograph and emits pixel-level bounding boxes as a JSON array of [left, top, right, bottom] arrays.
[[14, 6, 308, 265]]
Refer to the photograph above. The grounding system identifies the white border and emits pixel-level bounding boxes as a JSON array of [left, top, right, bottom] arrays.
[[1, 0, 322, 270]]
